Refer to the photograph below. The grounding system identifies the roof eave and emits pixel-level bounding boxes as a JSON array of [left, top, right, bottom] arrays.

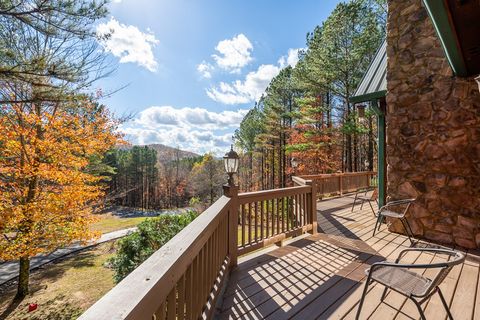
[[351, 90, 387, 104], [422, 0, 468, 77]]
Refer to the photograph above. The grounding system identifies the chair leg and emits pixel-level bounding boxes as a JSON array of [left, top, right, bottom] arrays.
[[368, 201, 375, 216], [437, 287, 454, 320], [400, 218, 415, 246], [373, 214, 382, 237], [351, 199, 356, 212], [410, 297, 426, 320], [404, 218, 415, 239], [355, 279, 370, 320], [380, 287, 388, 301]]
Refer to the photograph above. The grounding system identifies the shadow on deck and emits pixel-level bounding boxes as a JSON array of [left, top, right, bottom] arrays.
[[219, 196, 480, 320]]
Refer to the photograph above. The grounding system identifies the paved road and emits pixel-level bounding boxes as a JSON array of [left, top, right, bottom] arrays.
[[0, 227, 137, 285]]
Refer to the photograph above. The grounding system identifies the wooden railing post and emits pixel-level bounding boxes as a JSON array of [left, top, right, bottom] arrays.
[[223, 184, 238, 269], [339, 175, 343, 196], [306, 180, 318, 235]]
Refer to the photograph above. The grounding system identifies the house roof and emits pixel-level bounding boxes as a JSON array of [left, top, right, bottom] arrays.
[[351, 40, 387, 104]]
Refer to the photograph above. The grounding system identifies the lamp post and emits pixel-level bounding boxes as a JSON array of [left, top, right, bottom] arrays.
[[223, 145, 239, 186]]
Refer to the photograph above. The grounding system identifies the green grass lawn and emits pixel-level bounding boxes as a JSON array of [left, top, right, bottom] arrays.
[[90, 214, 148, 234], [0, 242, 117, 320]]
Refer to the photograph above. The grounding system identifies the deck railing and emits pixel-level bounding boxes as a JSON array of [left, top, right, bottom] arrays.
[[237, 184, 317, 256], [80, 196, 235, 320], [80, 184, 317, 320], [294, 171, 376, 199]]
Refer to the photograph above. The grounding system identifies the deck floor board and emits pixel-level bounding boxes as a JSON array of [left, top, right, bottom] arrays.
[[219, 195, 479, 319]]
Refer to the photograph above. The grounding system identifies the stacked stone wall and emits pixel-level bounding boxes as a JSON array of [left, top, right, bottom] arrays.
[[386, 0, 480, 248]]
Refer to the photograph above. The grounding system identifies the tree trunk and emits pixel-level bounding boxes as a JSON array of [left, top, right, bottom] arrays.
[[17, 257, 30, 298]]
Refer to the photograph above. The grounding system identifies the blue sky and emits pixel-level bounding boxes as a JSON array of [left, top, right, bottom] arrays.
[[95, 0, 341, 155]]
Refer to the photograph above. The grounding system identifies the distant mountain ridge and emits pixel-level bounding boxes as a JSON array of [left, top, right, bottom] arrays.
[[136, 144, 200, 163]]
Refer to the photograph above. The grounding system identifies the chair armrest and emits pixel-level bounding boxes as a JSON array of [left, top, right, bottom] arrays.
[[378, 198, 416, 213], [385, 198, 416, 207], [369, 260, 450, 273], [395, 248, 465, 264]]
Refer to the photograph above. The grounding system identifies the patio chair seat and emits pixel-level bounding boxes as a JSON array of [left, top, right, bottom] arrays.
[[369, 265, 432, 297], [379, 209, 404, 219], [357, 248, 465, 320]]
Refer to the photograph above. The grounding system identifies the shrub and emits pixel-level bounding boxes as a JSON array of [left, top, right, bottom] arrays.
[[109, 210, 198, 282]]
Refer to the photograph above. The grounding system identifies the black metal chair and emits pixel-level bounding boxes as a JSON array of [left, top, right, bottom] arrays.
[[373, 198, 416, 245], [356, 248, 465, 320], [352, 188, 378, 215]]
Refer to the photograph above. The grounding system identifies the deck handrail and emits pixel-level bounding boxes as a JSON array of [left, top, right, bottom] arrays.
[[80, 196, 233, 320], [294, 171, 377, 198], [299, 171, 376, 179], [238, 185, 311, 203]]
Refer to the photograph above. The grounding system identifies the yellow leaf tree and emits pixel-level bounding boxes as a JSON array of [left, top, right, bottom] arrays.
[[0, 94, 122, 297]]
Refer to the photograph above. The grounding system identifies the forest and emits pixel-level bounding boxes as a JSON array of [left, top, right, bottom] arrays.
[[234, 0, 386, 192], [103, 145, 225, 210]]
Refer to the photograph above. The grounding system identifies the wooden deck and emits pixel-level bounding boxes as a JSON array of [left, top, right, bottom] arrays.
[[218, 194, 480, 320]]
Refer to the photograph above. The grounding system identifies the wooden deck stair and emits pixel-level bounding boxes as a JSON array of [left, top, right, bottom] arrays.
[[218, 196, 480, 320]]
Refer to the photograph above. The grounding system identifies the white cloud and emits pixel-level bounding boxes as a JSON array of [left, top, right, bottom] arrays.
[[205, 47, 304, 105], [122, 126, 233, 155], [278, 48, 303, 68], [206, 64, 281, 104], [120, 105, 248, 155], [96, 18, 159, 72], [135, 106, 248, 129], [197, 61, 214, 78], [212, 34, 253, 73]]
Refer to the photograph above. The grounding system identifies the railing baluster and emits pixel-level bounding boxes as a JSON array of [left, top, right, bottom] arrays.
[[260, 200, 264, 240], [248, 202, 252, 245], [254, 201, 258, 243], [154, 301, 166, 320], [276, 197, 279, 236], [266, 199, 270, 238], [185, 264, 192, 319], [166, 287, 176, 320], [177, 274, 185, 320], [214, 227, 217, 274], [206, 235, 212, 303], [241, 204, 245, 248], [202, 243, 208, 314], [289, 196, 293, 230], [302, 194, 308, 226], [194, 254, 200, 317], [294, 194, 298, 228]]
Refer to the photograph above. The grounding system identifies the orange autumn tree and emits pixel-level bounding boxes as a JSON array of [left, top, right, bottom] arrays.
[[286, 96, 341, 175], [0, 94, 122, 297]]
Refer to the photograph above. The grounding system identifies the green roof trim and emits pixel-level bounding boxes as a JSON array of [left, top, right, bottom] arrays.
[[422, 0, 468, 77], [351, 40, 387, 104], [351, 90, 387, 104]]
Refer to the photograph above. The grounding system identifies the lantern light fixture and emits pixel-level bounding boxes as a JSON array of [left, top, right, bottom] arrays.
[[291, 157, 298, 169], [357, 104, 366, 118], [223, 145, 239, 186]]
